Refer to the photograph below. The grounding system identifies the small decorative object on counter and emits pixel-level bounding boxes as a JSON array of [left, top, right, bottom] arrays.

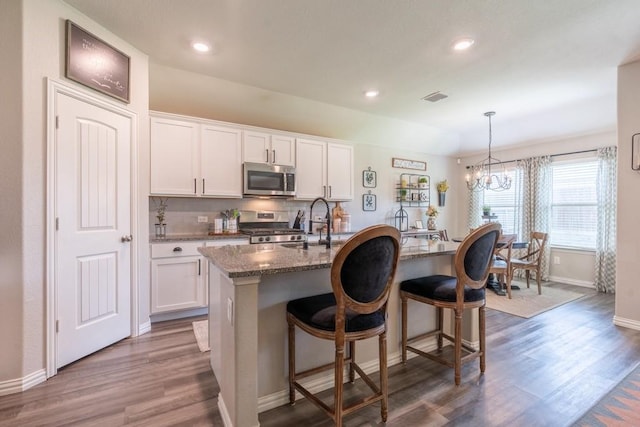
[[426, 205, 438, 230], [437, 180, 449, 206], [482, 205, 491, 216], [394, 206, 409, 232], [153, 197, 168, 237]]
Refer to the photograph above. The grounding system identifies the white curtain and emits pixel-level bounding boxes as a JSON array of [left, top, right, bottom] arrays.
[[516, 156, 551, 280], [467, 188, 482, 231], [594, 146, 617, 293]]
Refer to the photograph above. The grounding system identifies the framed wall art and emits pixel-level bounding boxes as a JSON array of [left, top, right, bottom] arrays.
[[363, 167, 377, 188], [392, 157, 426, 171], [363, 191, 377, 211], [65, 20, 131, 103]]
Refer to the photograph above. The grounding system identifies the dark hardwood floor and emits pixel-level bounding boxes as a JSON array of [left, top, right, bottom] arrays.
[[1, 283, 639, 426]]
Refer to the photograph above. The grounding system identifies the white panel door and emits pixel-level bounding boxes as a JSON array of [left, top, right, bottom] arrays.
[[201, 124, 242, 197], [56, 93, 132, 368]]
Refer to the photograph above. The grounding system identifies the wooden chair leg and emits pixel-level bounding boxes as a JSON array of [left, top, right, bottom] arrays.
[[526, 270, 530, 288], [454, 309, 462, 386], [401, 294, 408, 364], [380, 331, 388, 422], [536, 267, 542, 294], [334, 342, 345, 427], [506, 271, 512, 299], [437, 307, 444, 350], [348, 341, 356, 383], [479, 306, 486, 374], [288, 318, 296, 405]]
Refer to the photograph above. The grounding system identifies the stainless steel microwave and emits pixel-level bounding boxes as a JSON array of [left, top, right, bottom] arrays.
[[243, 162, 296, 197]]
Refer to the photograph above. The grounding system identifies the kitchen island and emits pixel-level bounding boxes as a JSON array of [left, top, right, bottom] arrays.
[[199, 237, 459, 427]]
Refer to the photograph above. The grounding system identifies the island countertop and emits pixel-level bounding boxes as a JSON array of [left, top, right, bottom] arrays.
[[199, 237, 459, 278]]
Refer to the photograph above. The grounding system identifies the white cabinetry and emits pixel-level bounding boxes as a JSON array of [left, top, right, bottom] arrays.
[[150, 114, 242, 197], [150, 241, 207, 313], [295, 139, 353, 201], [243, 130, 295, 166]]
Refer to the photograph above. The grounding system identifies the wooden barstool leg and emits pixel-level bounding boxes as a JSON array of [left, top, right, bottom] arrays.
[[380, 331, 388, 422], [437, 307, 444, 350], [287, 317, 296, 405], [401, 294, 408, 364], [479, 306, 486, 374], [348, 341, 356, 383], [454, 309, 462, 386], [334, 342, 345, 427]]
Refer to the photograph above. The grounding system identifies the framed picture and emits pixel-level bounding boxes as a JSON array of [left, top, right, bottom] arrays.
[[392, 157, 427, 171], [415, 220, 424, 229], [65, 20, 131, 103], [363, 168, 377, 188], [363, 193, 377, 211]]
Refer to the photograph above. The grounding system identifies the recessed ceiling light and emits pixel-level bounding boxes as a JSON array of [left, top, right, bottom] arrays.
[[364, 90, 379, 98], [192, 42, 210, 53], [452, 38, 475, 51]]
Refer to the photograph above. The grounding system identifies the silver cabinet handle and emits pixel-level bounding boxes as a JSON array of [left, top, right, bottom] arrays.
[[194, 178, 197, 194], [323, 185, 327, 198], [173, 247, 182, 252], [121, 235, 133, 242], [272, 149, 276, 164], [202, 178, 205, 194], [329, 185, 332, 198], [265, 148, 269, 163]]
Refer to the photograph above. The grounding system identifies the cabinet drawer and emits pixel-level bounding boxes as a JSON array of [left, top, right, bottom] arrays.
[[151, 241, 204, 258]]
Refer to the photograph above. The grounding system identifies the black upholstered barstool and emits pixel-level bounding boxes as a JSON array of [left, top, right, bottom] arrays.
[[287, 224, 401, 426], [400, 222, 500, 385]]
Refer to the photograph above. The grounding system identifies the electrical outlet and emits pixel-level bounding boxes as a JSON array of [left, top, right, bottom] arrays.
[[553, 256, 560, 265], [197, 216, 208, 223], [227, 298, 233, 325]]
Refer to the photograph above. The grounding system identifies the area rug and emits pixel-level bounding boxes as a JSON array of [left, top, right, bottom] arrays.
[[485, 282, 587, 318], [573, 363, 640, 426], [192, 320, 210, 352]]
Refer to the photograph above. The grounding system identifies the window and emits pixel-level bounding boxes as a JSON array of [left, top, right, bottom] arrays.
[[550, 159, 598, 249], [482, 168, 522, 237]]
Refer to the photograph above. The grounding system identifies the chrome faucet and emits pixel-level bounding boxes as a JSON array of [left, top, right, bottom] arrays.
[[307, 197, 331, 249]]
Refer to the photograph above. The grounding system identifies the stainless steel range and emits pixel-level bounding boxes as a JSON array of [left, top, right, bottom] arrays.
[[239, 210, 308, 244]]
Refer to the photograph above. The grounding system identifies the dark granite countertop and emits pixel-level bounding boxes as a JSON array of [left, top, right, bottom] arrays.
[[150, 233, 248, 244], [199, 238, 458, 278]]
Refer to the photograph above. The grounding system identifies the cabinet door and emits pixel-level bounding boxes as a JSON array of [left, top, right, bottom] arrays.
[[327, 143, 354, 200], [201, 124, 243, 197], [295, 138, 327, 200], [242, 130, 270, 164], [270, 134, 295, 166], [151, 256, 206, 313], [150, 117, 198, 195]]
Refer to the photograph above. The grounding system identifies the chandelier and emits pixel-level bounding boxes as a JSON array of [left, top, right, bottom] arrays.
[[466, 111, 512, 192]]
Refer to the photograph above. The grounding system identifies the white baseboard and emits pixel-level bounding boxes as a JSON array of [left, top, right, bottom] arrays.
[[613, 315, 640, 331], [149, 307, 208, 323], [257, 337, 441, 413], [218, 394, 234, 427], [547, 276, 594, 288], [0, 369, 46, 396], [138, 320, 152, 335]]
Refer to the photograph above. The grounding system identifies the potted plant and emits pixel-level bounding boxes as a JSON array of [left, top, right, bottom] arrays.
[[436, 180, 449, 206], [482, 205, 491, 216], [399, 188, 408, 201], [153, 197, 168, 237], [418, 176, 428, 189], [426, 205, 439, 230]]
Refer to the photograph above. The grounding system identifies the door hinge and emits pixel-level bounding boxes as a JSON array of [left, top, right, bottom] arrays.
[[55, 116, 59, 129], [55, 217, 59, 231], [55, 320, 59, 333]]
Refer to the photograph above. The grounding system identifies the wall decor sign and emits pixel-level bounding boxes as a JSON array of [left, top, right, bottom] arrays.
[[363, 167, 377, 188], [392, 157, 426, 171], [363, 190, 377, 211], [65, 20, 130, 103]]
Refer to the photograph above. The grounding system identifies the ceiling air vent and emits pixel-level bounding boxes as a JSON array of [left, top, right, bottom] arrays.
[[422, 91, 448, 102]]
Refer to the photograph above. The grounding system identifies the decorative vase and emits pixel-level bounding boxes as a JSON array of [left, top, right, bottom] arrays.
[[427, 216, 437, 231], [438, 192, 446, 206], [155, 223, 166, 238]]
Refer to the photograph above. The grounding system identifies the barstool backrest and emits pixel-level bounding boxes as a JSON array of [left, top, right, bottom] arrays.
[[456, 223, 501, 291]]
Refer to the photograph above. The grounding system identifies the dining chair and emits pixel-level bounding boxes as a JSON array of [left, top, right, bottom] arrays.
[[509, 231, 548, 295], [286, 224, 401, 426], [489, 233, 517, 298], [400, 222, 500, 385]]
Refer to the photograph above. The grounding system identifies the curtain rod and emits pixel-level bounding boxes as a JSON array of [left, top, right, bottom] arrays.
[[465, 148, 598, 169]]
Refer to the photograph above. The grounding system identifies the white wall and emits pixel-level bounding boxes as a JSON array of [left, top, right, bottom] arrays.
[[616, 59, 640, 329], [456, 130, 616, 286], [0, 0, 149, 389]]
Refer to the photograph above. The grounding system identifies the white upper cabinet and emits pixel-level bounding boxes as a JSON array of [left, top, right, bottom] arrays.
[[150, 117, 199, 196], [243, 130, 295, 166], [295, 139, 353, 201], [150, 114, 242, 198], [201, 124, 243, 197]]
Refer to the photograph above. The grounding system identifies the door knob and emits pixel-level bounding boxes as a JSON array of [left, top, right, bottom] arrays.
[[121, 235, 133, 242]]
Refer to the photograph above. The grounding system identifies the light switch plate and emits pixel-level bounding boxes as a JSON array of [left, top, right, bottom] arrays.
[[198, 216, 208, 223]]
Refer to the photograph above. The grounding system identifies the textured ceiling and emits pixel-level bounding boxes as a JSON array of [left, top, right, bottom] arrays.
[[64, 0, 640, 155]]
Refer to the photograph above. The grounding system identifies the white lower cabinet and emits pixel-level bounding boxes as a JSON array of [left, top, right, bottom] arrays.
[[151, 241, 207, 314]]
